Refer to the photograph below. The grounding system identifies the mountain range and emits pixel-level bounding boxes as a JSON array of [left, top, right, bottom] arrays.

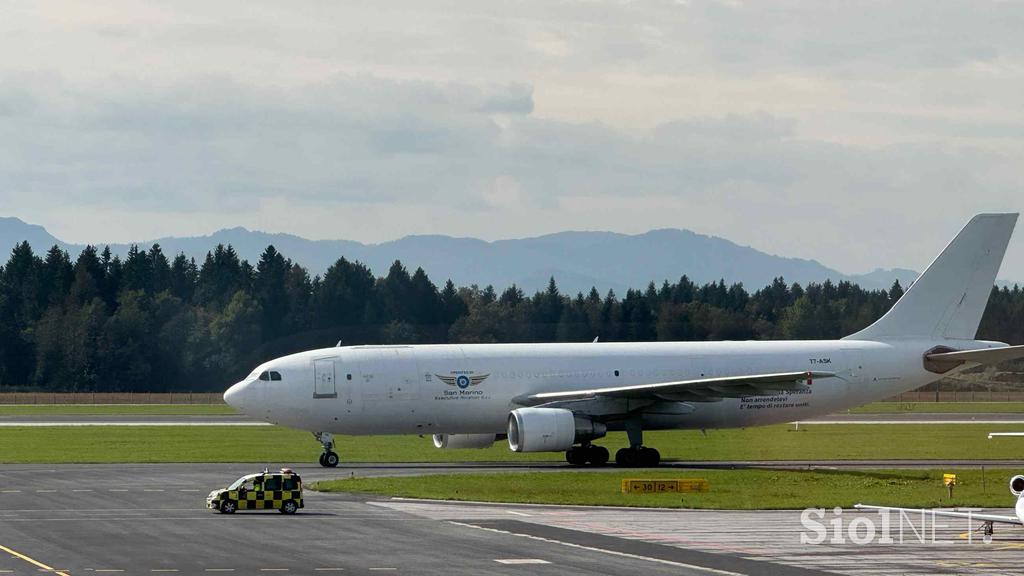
[[0, 216, 934, 295]]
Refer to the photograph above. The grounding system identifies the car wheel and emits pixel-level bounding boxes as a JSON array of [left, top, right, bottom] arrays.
[[220, 500, 237, 514], [280, 500, 298, 515]]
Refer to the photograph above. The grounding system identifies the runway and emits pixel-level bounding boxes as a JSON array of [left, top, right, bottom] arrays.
[[1, 463, 1022, 575], [4, 412, 1024, 426], [0, 463, 822, 576]]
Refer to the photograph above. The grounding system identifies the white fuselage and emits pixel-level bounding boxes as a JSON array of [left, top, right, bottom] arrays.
[[225, 338, 974, 436]]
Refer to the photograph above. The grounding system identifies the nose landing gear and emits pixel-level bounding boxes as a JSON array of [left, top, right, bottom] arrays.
[[314, 432, 339, 467]]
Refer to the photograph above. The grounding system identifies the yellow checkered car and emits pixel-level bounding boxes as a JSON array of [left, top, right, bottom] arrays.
[[207, 469, 304, 514]]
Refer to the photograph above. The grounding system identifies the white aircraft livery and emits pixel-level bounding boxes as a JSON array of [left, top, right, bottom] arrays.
[[224, 213, 1024, 467]]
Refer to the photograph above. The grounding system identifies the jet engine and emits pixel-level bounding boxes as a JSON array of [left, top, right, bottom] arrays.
[[507, 407, 606, 452], [1009, 475, 1024, 497], [432, 433, 497, 449]]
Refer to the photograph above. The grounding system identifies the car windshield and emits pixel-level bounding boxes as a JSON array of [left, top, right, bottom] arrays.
[[228, 475, 256, 490]]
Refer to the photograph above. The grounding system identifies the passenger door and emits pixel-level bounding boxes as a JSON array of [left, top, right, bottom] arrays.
[[313, 357, 337, 399]]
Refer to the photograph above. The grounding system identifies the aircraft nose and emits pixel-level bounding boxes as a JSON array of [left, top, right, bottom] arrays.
[[223, 380, 249, 412]]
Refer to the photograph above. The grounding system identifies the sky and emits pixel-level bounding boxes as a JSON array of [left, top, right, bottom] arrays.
[[1, 1, 1022, 280]]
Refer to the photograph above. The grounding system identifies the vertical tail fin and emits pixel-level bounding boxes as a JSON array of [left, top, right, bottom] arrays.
[[844, 213, 1018, 341]]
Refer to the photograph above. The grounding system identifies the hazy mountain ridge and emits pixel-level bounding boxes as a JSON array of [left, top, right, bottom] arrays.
[[0, 216, 944, 294]]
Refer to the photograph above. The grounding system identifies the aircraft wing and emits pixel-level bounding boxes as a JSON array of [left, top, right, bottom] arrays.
[[525, 371, 836, 403], [854, 504, 1022, 525], [925, 345, 1024, 366]]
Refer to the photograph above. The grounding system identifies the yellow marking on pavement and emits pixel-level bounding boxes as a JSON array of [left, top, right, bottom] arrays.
[[995, 543, 1024, 550], [1, 490, 21, 493], [0, 543, 71, 576]]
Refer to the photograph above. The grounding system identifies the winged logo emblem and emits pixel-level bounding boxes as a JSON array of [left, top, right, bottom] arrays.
[[435, 373, 490, 389]]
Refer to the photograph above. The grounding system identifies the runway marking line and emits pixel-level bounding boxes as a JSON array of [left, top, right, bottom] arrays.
[[313, 569, 344, 571], [506, 510, 531, 517], [95, 570, 125, 572], [495, 559, 550, 564], [448, 521, 747, 576], [0, 543, 71, 576], [151, 570, 180, 572], [259, 570, 289, 572], [204, 570, 235, 572]]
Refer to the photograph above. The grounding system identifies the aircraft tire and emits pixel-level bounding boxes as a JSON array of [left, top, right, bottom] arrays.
[[614, 448, 635, 467], [565, 447, 588, 466], [317, 453, 326, 466], [587, 446, 609, 466], [640, 447, 660, 467], [322, 451, 339, 467]]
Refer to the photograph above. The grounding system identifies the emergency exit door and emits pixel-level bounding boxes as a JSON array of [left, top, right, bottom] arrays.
[[313, 358, 337, 398]]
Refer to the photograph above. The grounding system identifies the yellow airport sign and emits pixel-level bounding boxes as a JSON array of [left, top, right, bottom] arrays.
[[943, 474, 957, 487], [621, 479, 709, 494]]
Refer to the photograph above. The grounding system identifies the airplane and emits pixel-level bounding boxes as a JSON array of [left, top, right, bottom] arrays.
[[855, 474, 1024, 543], [224, 213, 1024, 468]]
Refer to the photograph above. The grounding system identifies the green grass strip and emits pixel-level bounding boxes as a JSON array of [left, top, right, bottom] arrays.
[[314, 468, 1020, 509], [0, 404, 235, 415], [1, 424, 1022, 463]]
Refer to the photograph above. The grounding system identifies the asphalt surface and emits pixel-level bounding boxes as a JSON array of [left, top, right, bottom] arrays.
[[2, 463, 1023, 575], [4, 412, 1024, 426], [0, 463, 825, 576]]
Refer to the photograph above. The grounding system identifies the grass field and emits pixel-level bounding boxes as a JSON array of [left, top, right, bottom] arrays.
[[1, 423, 1023, 463], [0, 404, 236, 415], [851, 402, 1024, 414], [314, 468, 1019, 509]]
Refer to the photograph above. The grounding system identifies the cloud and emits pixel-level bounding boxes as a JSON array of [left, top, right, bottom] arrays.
[[0, 0, 1023, 281]]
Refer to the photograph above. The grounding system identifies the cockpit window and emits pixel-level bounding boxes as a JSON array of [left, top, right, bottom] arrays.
[[269, 371, 282, 381], [259, 371, 270, 381]]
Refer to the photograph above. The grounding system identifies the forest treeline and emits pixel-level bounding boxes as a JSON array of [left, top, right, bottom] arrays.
[[0, 241, 1022, 392]]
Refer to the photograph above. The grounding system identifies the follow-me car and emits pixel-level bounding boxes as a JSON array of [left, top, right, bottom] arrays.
[[207, 469, 303, 514], [225, 214, 1024, 468]]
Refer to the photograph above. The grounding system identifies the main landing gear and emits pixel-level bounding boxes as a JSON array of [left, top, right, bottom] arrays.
[[565, 444, 610, 466], [614, 418, 661, 467], [315, 432, 339, 467]]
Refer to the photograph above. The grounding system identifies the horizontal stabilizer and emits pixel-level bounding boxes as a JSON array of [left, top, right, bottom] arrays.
[[854, 504, 1021, 525], [926, 345, 1024, 366]]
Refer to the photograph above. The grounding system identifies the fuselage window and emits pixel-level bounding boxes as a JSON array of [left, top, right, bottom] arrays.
[[259, 371, 270, 381], [269, 371, 282, 381]]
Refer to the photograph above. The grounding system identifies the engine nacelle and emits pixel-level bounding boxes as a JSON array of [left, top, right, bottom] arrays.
[[432, 433, 497, 449], [507, 407, 606, 453], [1009, 475, 1024, 497]]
